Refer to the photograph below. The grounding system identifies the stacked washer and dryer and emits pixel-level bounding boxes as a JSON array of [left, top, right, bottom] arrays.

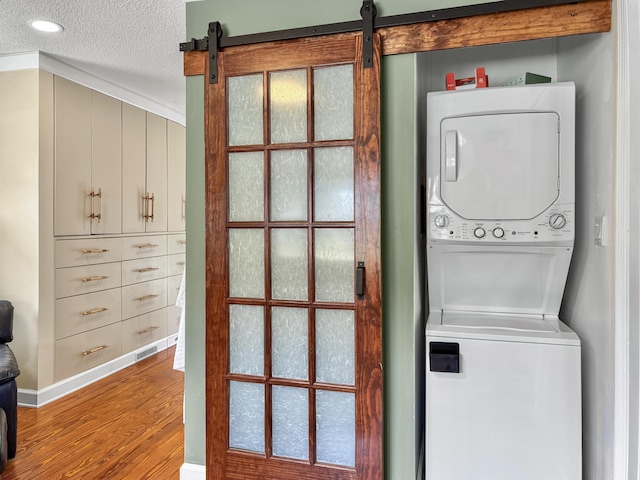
[[424, 82, 581, 479]]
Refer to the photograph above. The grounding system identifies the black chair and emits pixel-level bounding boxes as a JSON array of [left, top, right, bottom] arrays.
[[0, 301, 20, 469]]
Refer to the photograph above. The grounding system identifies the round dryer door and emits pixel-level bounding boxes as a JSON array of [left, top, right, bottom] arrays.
[[440, 112, 560, 220]]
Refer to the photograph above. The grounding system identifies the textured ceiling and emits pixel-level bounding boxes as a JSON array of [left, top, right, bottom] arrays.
[[0, 0, 187, 119]]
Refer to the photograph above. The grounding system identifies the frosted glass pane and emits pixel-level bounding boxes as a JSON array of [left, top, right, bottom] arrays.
[[270, 70, 307, 144], [229, 381, 265, 453], [228, 74, 264, 146], [272, 386, 309, 460], [316, 309, 355, 385], [270, 150, 308, 221], [271, 228, 308, 301], [316, 390, 355, 467], [314, 65, 353, 141], [229, 229, 265, 298], [229, 304, 264, 376], [314, 147, 354, 222], [229, 152, 264, 222], [272, 307, 308, 380], [314, 228, 354, 303]]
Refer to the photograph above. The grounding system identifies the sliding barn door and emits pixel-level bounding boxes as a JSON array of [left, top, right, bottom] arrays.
[[205, 32, 381, 480]]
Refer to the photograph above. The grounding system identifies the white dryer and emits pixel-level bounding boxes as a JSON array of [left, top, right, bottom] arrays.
[[425, 83, 581, 480]]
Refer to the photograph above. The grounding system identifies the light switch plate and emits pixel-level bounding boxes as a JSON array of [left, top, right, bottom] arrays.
[[594, 215, 607, 247]]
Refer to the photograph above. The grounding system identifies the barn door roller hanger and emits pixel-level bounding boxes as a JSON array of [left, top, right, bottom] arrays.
[[180, 0, 376, 84], [179, 0, 592, 84]]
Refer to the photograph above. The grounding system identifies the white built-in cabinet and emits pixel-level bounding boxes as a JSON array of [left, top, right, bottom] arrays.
[[52, 75, 185, 384], [145, 113, 168, 232], [54, 78, 123, 236], [167, 120, 186, 232], [91, 92, 123, 235]]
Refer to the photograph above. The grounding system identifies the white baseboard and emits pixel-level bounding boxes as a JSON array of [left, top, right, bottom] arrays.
[[18, 337, 172, 408], [180, 463, 206, 480]]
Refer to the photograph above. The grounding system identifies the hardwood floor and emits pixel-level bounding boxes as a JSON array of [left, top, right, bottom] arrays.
[[2, 346, 184, 480]]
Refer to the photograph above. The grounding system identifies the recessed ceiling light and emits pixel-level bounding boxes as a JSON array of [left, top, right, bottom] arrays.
[[31, 20, 64, 33]]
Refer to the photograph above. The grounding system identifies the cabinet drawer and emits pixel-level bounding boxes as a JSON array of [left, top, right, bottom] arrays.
[[55, 237, 122, 268], [121, 278, 167, 320], [56, 262, 122, 299], [122, 256, 167, 286], [167, 274, 182, 306], [121, 235, 167, 260], [55, 323, 122, 382], [167, 253, 185, 277], [55, 288, 122, 340], [167, 304, 181, 337], [167, 233, 186, 254], [121, 309, 168, 355]]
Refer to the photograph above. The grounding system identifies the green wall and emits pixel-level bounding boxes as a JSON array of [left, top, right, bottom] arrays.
[[184, 1, 484, 477]]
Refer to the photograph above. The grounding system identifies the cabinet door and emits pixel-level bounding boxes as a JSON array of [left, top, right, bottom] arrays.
[[122, 103, 147, 233], [145, 113, 168, 232], [54, 76, 91, 236], [167, 120, 186, 232], [91, 91, 122, 234]]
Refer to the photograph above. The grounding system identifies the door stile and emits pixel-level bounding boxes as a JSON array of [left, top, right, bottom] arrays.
[[205, 50, 230, 480], [354, 34, 383, 479]]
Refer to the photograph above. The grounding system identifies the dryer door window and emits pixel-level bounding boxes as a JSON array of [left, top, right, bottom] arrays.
[[440, 112, 559, 220]]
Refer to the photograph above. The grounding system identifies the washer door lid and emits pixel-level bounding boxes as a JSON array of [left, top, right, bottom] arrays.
[[440, 112, 560, 220], [442, 312, 559, 333]]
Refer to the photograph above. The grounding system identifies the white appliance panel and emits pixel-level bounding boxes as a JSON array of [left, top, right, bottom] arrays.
[[440, 112, 559, 220], [425, 330, 581, 480], [426, 83, 576, 212], [427, 245, 572, 315]]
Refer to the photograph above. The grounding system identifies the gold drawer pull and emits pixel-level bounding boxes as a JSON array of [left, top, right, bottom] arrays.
[[135, 243, 159, 249], [81, 248, 110, 254], [136, 294, 160, 302], [81, 275, 109, 283], [143, 193, 155, 222], [176, 262, 185, 266], [137, 326, 160, 335], [87, 188, 102, 223], [82, 345, 108, 356], [178, 240, 186, 245], [134, 267, 160, 273], [82, 307, 109, 316]]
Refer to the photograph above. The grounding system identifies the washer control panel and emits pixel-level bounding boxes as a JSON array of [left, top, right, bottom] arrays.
[[428, 205, 574, 244]]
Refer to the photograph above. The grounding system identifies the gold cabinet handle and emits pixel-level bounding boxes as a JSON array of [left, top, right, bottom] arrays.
[[178, 240, 187, 245], [136, 294, 160, 302], [143, 193, 155, 222], [137, 326, 160, 335], [176, 261, 185, 266], [135, 243, 159, 249], [181, 195, 186, 221], [81, 275, 109, 283], [81, 248, 110, 254], [88, 188, 102, 223], [82, 345, 108, 356], [82, 307, 109, 316], [134, 267, 160, 273]]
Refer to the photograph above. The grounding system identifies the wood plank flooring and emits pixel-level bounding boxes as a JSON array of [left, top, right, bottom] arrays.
[[2, 346, 184, 480]]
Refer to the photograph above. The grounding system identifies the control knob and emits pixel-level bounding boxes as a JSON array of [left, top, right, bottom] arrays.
[[473, 227, 486, 239], [493, 227, 505, 239], [549, 213, 567, 230], [434, 215, 450, 229]]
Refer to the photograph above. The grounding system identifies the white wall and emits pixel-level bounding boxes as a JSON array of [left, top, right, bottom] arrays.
[[557, 32, 616, 480]]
